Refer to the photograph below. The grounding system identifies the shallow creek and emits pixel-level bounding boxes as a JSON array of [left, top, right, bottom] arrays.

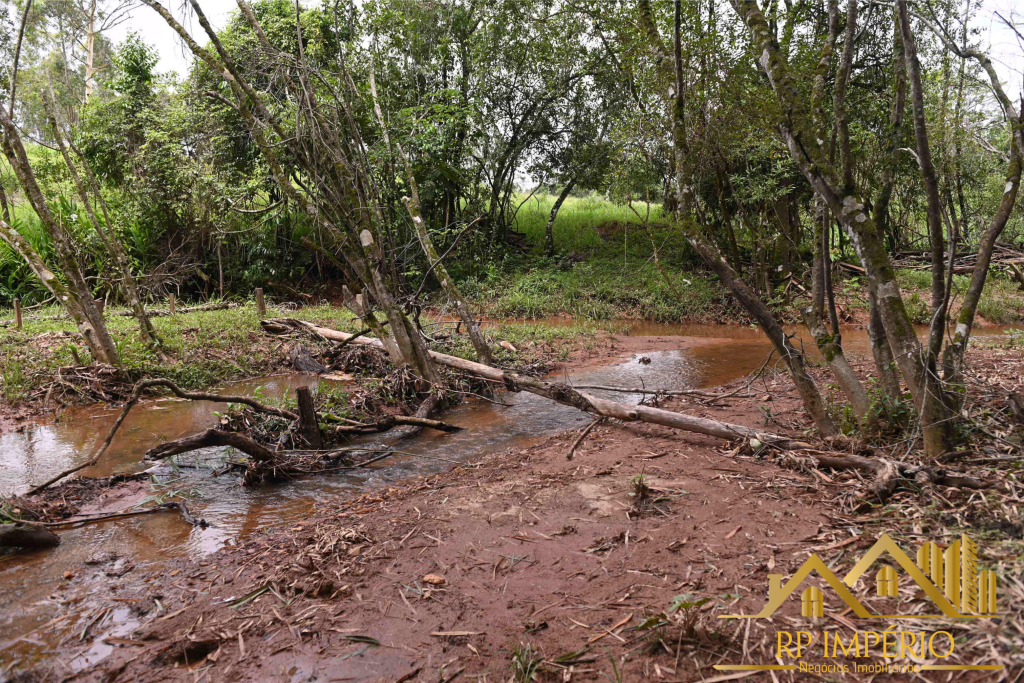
[[0, 321, 1013, 671]]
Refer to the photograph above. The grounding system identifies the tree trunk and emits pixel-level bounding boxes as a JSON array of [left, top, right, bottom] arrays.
[[0, 105, 119, 366], [545, 179, 576, 257], [943, 145, 1022, 383], [730, 0, 951, 455], [84, 0, 97, 102], [867, 288, 902, 401], [45, 97, 165, 358], [295, 386, 322, 449], [898, 0, 954, 455]]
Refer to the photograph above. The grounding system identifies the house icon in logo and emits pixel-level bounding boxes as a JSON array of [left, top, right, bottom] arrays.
[[721, 533, 998, 619]]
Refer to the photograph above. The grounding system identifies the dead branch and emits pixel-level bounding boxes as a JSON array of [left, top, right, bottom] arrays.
[[796, 449, 993, 501], [145, 429, 277, 462], [43, 501, 206, 529], [330, 414, 463, 435], [262, 319, 813, 449], [567, 417, 605, 460]]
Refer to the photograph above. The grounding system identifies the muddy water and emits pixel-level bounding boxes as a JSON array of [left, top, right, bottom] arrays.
[[0, 321, 1014, 671]]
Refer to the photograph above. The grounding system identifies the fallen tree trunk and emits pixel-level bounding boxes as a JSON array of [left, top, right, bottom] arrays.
[[263, 319, 813, 450]]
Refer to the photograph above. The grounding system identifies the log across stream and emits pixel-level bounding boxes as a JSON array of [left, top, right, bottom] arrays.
[[0, 320, 1015, 670]]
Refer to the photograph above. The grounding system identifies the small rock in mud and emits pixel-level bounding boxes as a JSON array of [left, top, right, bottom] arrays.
[[105, 559, 135, 577], [86, 551, 118, 565]]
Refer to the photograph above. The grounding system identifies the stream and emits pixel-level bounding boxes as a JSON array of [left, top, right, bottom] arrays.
[[0, 320, 1015, 672]]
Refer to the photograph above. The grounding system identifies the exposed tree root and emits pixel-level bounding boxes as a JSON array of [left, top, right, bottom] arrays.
[[792, 449, 993, 502]]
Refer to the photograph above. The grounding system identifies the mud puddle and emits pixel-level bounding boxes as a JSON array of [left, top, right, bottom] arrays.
[[0, 321, 1014, 671]]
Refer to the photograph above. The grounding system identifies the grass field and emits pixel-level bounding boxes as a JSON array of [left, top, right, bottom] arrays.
[[454, 194, 736, 322]]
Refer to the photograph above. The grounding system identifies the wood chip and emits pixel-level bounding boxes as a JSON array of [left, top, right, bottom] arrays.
[[725, 525, 742, 539], [431, 631, 482, 637], [422, 574, 446, 585]]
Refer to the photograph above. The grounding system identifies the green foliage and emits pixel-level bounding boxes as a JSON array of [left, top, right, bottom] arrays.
[[509, 642, 544, 682], [453, 194, 731, 323]]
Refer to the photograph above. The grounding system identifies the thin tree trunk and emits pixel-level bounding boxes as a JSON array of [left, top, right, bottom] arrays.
[[870, 10, 907, 392], [44, 94, 165, 358], [868, 288, 902, 401], [797, 0, 873, 426], [545, 179, 576, 257], [366, 62, 492, 366], [0, 103, 119, 365], [84, 0, 97, 102], [659, 0, 836, 436], [399, 151, 493, 366], [898, 0, 954, 455]]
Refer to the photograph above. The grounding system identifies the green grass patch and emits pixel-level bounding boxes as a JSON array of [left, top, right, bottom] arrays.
[[455, 192, 738, 323]]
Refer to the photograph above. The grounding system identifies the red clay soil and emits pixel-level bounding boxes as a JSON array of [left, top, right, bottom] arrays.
[[10, 344, 1024, 682], [15, 373, 834, 683]]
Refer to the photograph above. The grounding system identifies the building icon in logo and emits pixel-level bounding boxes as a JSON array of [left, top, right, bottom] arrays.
[[722, 532, 998, 619]]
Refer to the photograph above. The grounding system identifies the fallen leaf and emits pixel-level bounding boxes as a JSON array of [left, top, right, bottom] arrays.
[[63, 570, 75, 580], [724, 525, 742, 540], [422, 574, 446, 585]]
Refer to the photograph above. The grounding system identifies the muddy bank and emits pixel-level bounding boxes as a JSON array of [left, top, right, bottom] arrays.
[[0, 332, 732, 673], [4, 329, 1022, 680], [8, 343, 1023, 681], [13, 372, 829, 682]]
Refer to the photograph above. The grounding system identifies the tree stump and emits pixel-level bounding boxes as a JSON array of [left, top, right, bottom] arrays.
[[255, 288, 266, 318], [295, 386, 322, 449]]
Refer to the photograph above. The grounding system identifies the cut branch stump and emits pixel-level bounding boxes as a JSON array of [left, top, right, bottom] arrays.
[[295, 386, 323, 449]]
